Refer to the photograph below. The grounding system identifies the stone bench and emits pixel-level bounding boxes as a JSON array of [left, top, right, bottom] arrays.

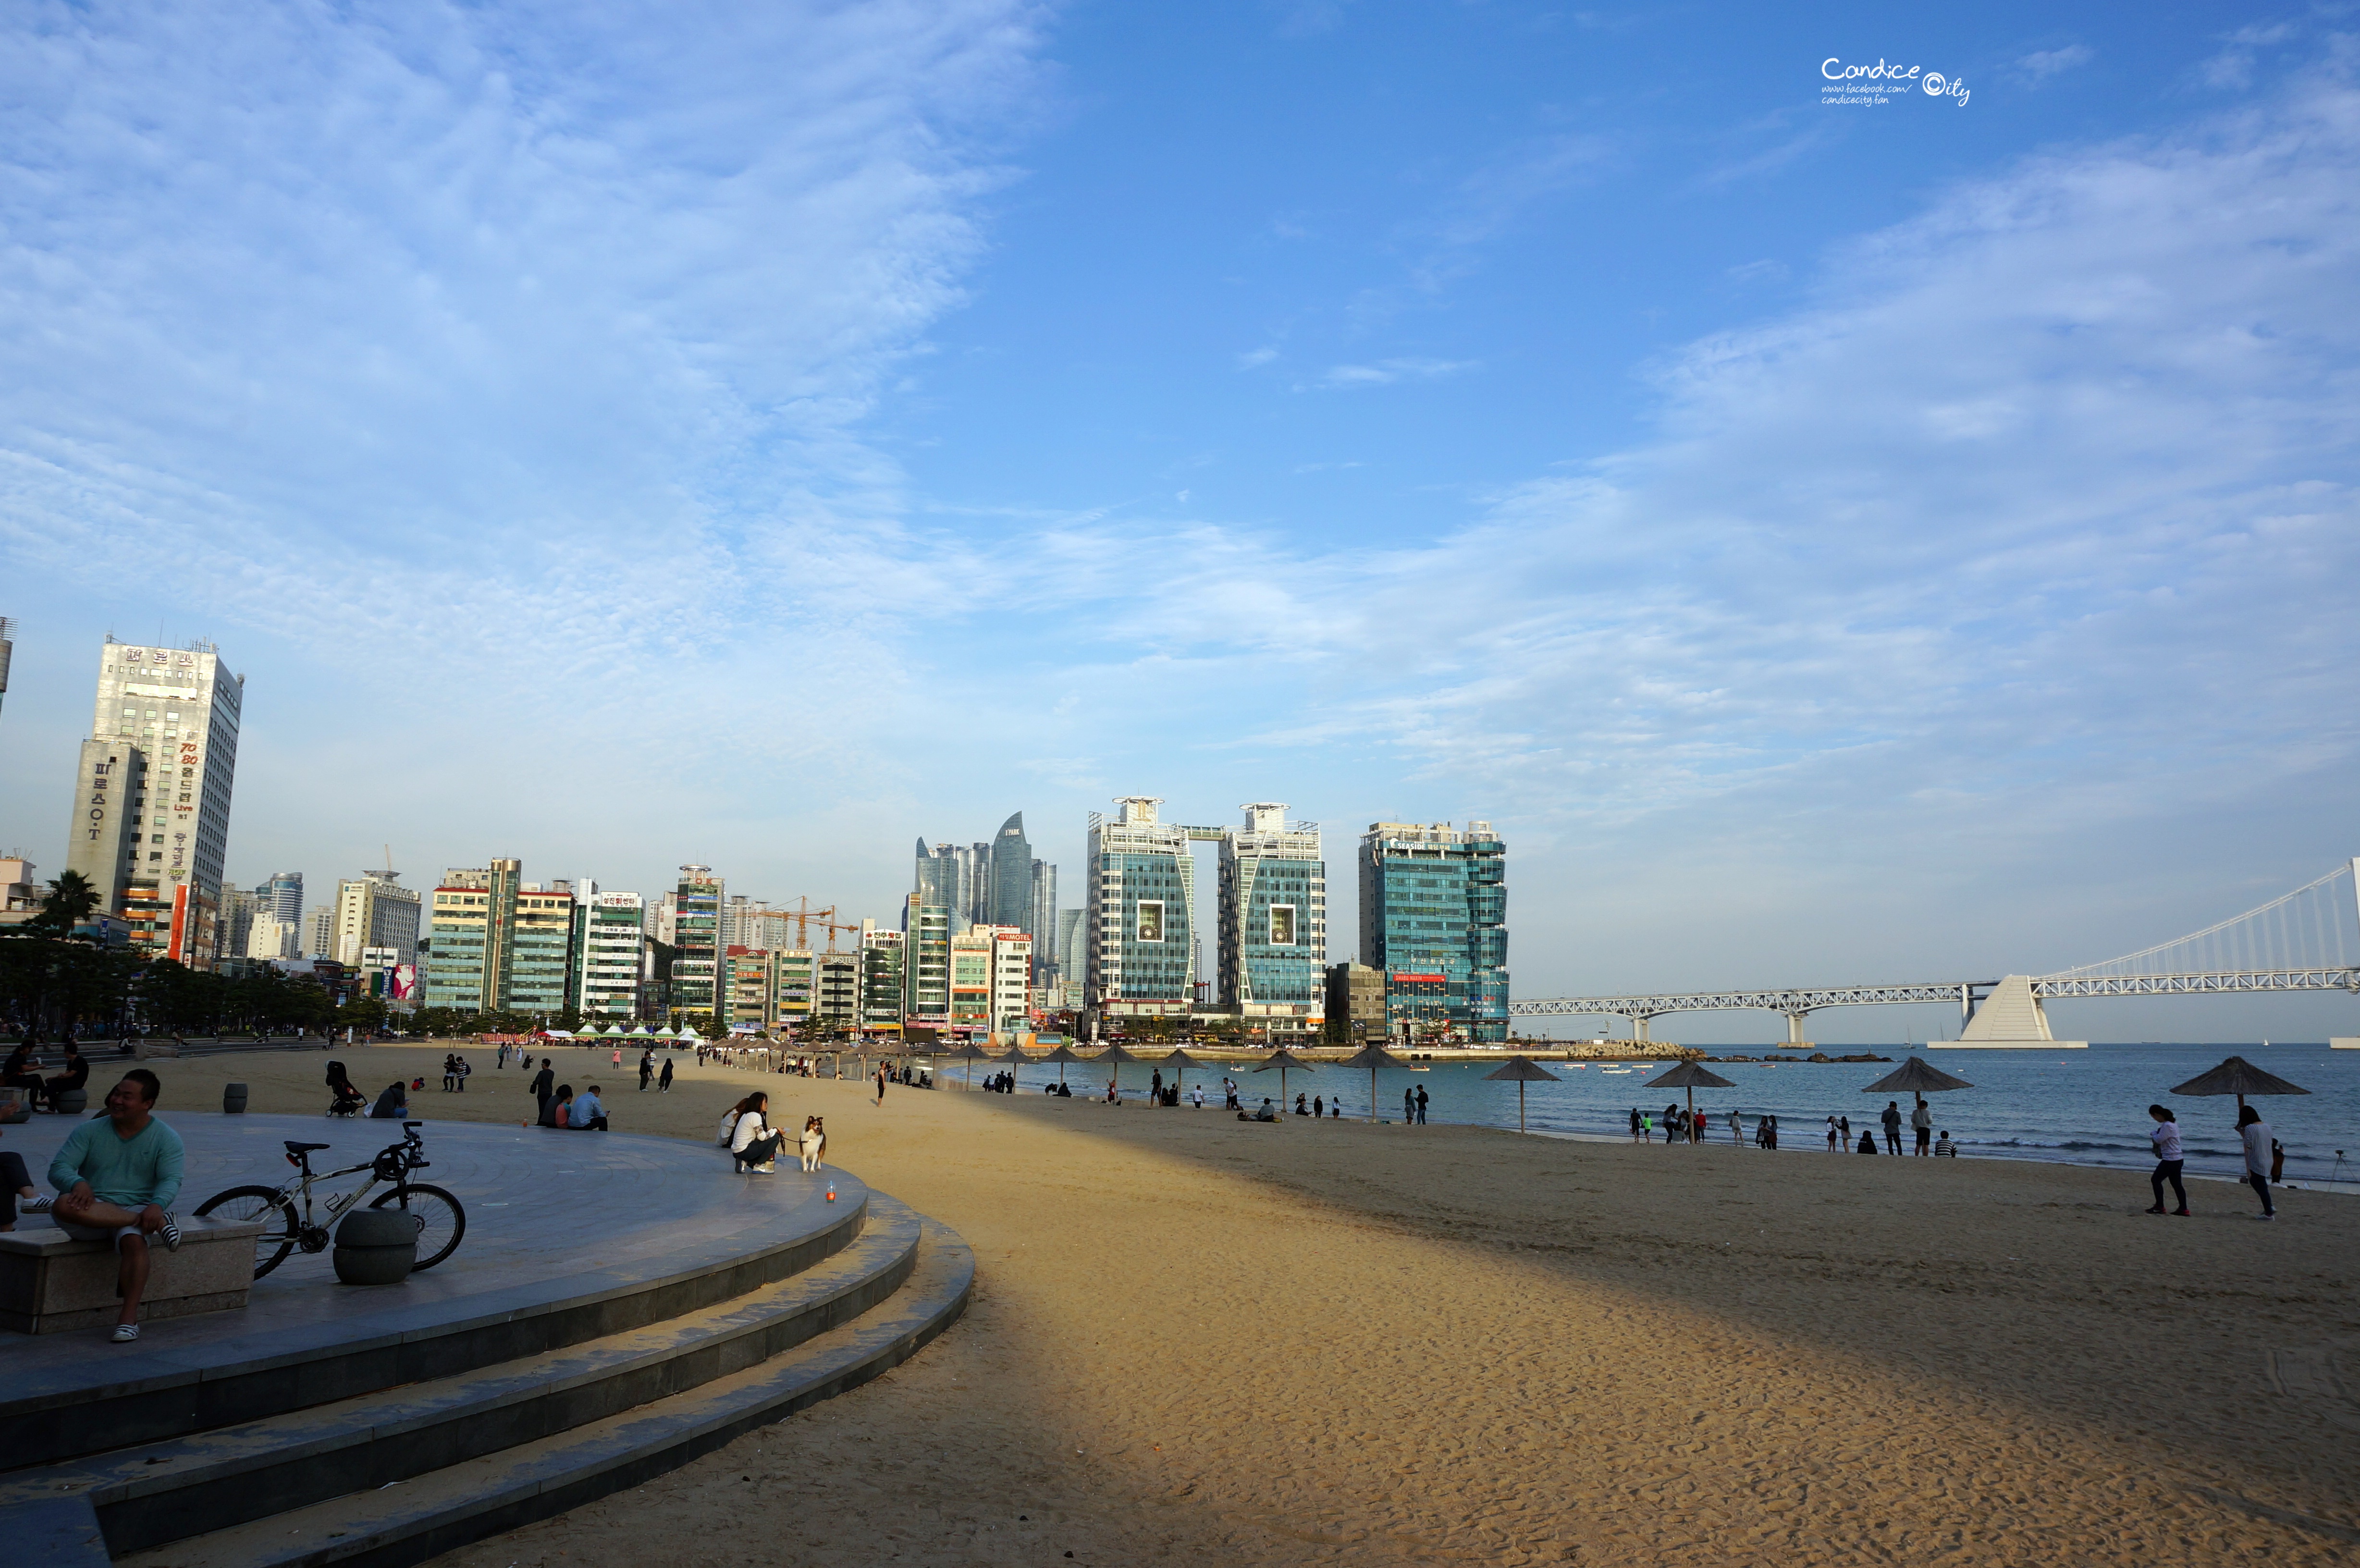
[[0, 1214, 264, 1334]]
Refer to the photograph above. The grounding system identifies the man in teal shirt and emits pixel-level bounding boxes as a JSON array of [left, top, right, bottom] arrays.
[[51, 1068, 185, 1343]]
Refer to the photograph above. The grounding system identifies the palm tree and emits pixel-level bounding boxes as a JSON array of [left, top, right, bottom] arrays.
[[34, 870, 101, 939]]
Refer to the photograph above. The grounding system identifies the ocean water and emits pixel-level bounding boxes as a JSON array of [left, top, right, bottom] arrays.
[[959, 1043, 2360, 1185]]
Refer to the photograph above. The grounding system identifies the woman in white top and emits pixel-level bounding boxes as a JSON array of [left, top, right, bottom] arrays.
[[2235, 1106, 2276, 1219], [729, 1091, 787, 1173], [2146, 1104, 2189, 1215]]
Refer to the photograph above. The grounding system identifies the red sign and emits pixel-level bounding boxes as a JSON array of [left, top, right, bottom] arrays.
[[1389, 972, 1446, 983]]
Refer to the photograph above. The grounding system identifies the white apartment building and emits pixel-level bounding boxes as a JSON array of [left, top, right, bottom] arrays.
[[65, 637, 244, 965], [333, 869, 422, 967], [577, 889, 647, 1020]]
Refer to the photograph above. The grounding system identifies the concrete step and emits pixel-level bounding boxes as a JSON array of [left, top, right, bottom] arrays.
[[2, 1180, 870, 1469], [115, 1217, 974, 1568], [7, 1200, 928, 1557]]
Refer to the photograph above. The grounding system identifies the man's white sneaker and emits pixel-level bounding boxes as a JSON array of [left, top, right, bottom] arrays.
[[21, 1194, 51, 1213], [111, 1323, 141, 1343]]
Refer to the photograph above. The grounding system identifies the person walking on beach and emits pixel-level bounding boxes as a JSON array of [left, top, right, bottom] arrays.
[[2147, 1104, 2190, 1215], [1881, 1101, 1903, 1155], [638, 1051, 654, 1092], [874, 1066, 887, 1106], [1414, 1084, 1429, 1125], [1728, 1109, 1741, 1145], [658, 1056, 674, 1092], [1826, 1115, 1840, 1152], [1911, 1095, 1933, 1155], [529, 1059, 555, 1124], [1641, 1111, 1654, 1143], [1839, 1114, 1851, 1151], [2237, 1106, 2276, 1220], [1191, 1083, 1204, 1110], [1407, 1087, 1419, 1125], [1630, 1107, 1643, 1143]]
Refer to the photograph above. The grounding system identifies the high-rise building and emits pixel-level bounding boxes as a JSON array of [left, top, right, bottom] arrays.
[[990, 813, 1032, 932], [817, 952, 861, 1028], [859, 922, 905, 1035], [1357, 821, 1509, 1042], [917, 818, 1056, 962], [259, 871, 304, 930], [332, 869, 421, 967], [303, 906, 335, 960], [508, 882, 578, 1017], [0, 616, 12, 729], [1055, 907, 1083, 987], [669, 866, 722, 1015], [721, 946, 778, 1032], [247, 917, 298, 961], [1324, 961, 1386, 1042], [1218, 804, 1326, 1037], [217, 883, 258, 966], [65, 637, 244, 966], [901, 894, 950, 1029], [576, 890, 647, 1021], [423, 860, 517, 1011], [1030, 858, 1057, 980], [1084, 797, 1195, 1024]]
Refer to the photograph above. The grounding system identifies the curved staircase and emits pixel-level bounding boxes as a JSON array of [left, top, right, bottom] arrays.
[[0, 1119, 970, 1568]]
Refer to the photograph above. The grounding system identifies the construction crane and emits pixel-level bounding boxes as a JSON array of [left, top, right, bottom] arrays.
[[787, 897, 864, 953]]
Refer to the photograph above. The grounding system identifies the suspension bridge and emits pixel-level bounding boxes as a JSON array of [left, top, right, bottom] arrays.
[[1511, 858, 2360, 1047]]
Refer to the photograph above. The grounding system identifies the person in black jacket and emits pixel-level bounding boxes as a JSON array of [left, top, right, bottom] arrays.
[[529, 1058, 555, 1123]]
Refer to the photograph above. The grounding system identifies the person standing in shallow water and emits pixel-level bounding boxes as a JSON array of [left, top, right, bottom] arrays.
[[2147, 1104, 2190, 1216]]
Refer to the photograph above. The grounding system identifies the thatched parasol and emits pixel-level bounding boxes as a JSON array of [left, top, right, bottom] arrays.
[[1093, 1041, 1145, 1100], [1251, 1046, 1316, 1110], [1646, 1060, 1737, 1143], [947, 1040, 993, 1089], [1041, 1041, 1088, 1088], [1860, 1057, 1976, 1096], [1341, 1043, 1409, 1123], [1485, 1056, 1562, 1133], [1159, 1047, 1210, 1104], [2171, 1054, 2310, 1111]]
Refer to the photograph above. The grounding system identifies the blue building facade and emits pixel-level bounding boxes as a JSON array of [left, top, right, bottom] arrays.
[[1357, 821, 1509, 1042]]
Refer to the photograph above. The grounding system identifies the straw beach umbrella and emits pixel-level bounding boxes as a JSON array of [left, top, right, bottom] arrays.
[[948, 1041, 993, 1090], [1159, 1047, 1210, 1105], [1251, 1046, 1315, 1110], [1859, 1055, 1973, 1150], [1093, 1041, 1145, 1101], [1647, 1061, 1737, 1143], [2171, 1055, 2310, 1113], [1487, 1056, 1563, 1134], [1341, 1042, 1408, 1122], [1041, 1042, 1088, 1088]]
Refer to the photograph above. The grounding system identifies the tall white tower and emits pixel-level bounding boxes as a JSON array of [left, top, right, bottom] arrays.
[[65, 637, 244, 965]]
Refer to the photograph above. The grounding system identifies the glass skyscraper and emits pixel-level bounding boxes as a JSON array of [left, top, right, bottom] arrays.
[[1218, 804, 1326, 1037], [1357, 821, 1509, 1042], [1084, 797, 1195, 1022]]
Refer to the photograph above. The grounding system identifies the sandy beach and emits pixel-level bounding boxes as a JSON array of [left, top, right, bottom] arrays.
[[49, 1043, 2360, 1565]]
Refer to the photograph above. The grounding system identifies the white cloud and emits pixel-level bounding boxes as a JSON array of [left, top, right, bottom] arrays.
[[1311, 357, 1475, 389], [1236, 346, 1280, 368], [2017, 44, 2094, 82]]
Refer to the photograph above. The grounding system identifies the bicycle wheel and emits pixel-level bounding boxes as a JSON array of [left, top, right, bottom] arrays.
[[194, 1185, 299, 1279], [369, 1182, 466, 1271]]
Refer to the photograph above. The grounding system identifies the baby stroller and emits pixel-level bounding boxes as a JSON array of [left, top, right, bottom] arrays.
[[326, 1060, 367, 1118]]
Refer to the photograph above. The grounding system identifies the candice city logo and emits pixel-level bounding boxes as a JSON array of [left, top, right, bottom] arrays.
[[1821, 57, 1969, 108]]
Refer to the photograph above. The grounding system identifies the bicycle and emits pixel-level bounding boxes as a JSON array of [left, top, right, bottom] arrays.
[[193, 1121, 467, 1279]]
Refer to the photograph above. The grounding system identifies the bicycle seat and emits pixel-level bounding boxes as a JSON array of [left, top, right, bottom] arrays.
[[283, 1140, 332, 1154]]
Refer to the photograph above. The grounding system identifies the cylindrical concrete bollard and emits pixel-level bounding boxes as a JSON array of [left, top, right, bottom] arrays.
[[222, 1082, 248, 1114], [50, 1087, 87, 1116], [332, 1209, 418, 1286]]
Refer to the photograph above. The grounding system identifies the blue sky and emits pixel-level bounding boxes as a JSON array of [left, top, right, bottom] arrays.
[[3, 1, 2356, 1040]]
